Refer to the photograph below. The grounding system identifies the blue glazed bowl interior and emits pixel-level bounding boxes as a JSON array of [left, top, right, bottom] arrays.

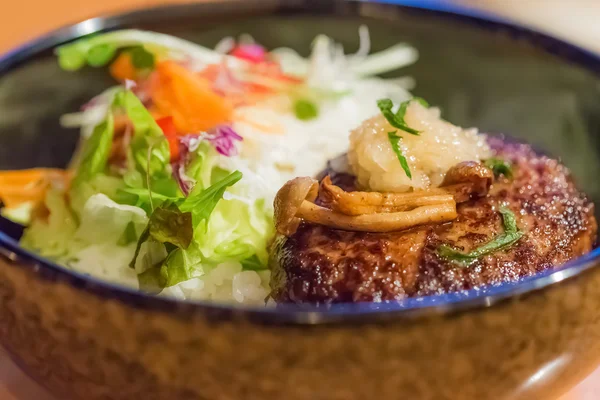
[[0, 0, 599, 320]]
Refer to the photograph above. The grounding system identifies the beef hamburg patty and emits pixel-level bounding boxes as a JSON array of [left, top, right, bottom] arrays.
[[270, 137, 597, 304]]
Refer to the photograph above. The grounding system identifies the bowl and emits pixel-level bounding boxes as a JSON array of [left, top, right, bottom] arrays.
[[1, 1, 600, 399]]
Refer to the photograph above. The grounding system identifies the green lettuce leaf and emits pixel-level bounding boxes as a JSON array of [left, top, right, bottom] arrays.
[[71, 112, 115, 188], [115, 90, 170, 178], [180, 170, 243, 227], [194, 195, 273, 267], [159, 243, 203, 287], [148, 203, 193, 248], [132, 239, 168, 274], [184, 142, 223, 192], [115, 187, 176, 211], [129, 202, 193, 268]]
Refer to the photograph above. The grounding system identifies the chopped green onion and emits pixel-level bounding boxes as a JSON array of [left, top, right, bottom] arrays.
[[437, 206, 524, 267], [485, 157, 513, 179], [294, 99, 319, 121], [387, 131, 411, 179], [413, 97, 429, 107]]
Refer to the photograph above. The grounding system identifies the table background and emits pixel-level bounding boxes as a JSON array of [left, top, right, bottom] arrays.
[[1, 0, 600, 399]]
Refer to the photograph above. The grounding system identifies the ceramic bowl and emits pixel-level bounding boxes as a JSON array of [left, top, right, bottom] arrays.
[[1, 1, 600, 399]]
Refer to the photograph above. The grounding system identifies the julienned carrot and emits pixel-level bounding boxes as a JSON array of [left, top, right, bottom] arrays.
[[151, 61, 233, 133], [109, 53, 138, 82], [0, 169, 69, 208]]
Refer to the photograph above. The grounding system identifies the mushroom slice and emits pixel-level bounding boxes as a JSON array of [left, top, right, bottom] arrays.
[[320, 176, 454, 216], [296, 200, 457, 233], [441, 161, 493, 202], [274, 177, 457, 236], [274, 177, 319, 236]]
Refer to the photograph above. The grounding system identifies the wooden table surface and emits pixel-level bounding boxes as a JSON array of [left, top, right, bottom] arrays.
[[1, 0, 600, 399]]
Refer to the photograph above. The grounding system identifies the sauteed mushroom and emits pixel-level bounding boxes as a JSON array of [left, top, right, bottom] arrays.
[[320, 176, 455, 216], [273, 177, 319, 236], [274, 178, 457, 236], [296, 200, 457, 233], [440, 161, 493, 202], [274, 161, 494, 236]]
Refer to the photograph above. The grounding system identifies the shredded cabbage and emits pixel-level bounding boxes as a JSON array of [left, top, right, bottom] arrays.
[[74, 193, 148, 245], [272, 25, 418, 84], [21, 189, 77, 259]]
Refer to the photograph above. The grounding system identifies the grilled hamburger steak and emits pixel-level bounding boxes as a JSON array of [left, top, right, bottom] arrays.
[[270, 137, 597, 303]]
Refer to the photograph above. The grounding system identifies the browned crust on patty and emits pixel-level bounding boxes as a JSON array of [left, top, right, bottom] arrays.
[[270, 137, 597, 304]]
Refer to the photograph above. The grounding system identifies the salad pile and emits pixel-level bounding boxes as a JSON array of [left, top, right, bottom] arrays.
[[0, 28, 417, 304]]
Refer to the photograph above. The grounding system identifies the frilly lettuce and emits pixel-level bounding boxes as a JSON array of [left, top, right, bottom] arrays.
[[71, 112, 115, 189], [22, 84, 273, 294], [196, 196, 273, 265], [115, 90, 170, 177]]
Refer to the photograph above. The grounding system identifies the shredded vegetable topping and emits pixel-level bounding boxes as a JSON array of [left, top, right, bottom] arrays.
[[6, 27, 418, 303]]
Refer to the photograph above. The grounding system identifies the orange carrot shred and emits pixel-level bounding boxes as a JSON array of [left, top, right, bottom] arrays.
[[109, 53, 138, 82], [151, 61, 233, 133], [0, 169, 69, 209]]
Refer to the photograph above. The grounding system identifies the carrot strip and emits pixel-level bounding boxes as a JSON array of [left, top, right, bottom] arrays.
[[151, 61, 233, 133], [0, 169, 69, 208], [109, 53, 138, 82]]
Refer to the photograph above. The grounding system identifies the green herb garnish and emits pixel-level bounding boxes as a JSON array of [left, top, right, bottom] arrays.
[[129, 46, 155, 69], [413, 97, 429, 107], [387, 131, 412, 179], [437, 206, 524, 267], [294, 99, 319, 121], [377, 98, 422, 135], [485, 157, 513, 179]]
